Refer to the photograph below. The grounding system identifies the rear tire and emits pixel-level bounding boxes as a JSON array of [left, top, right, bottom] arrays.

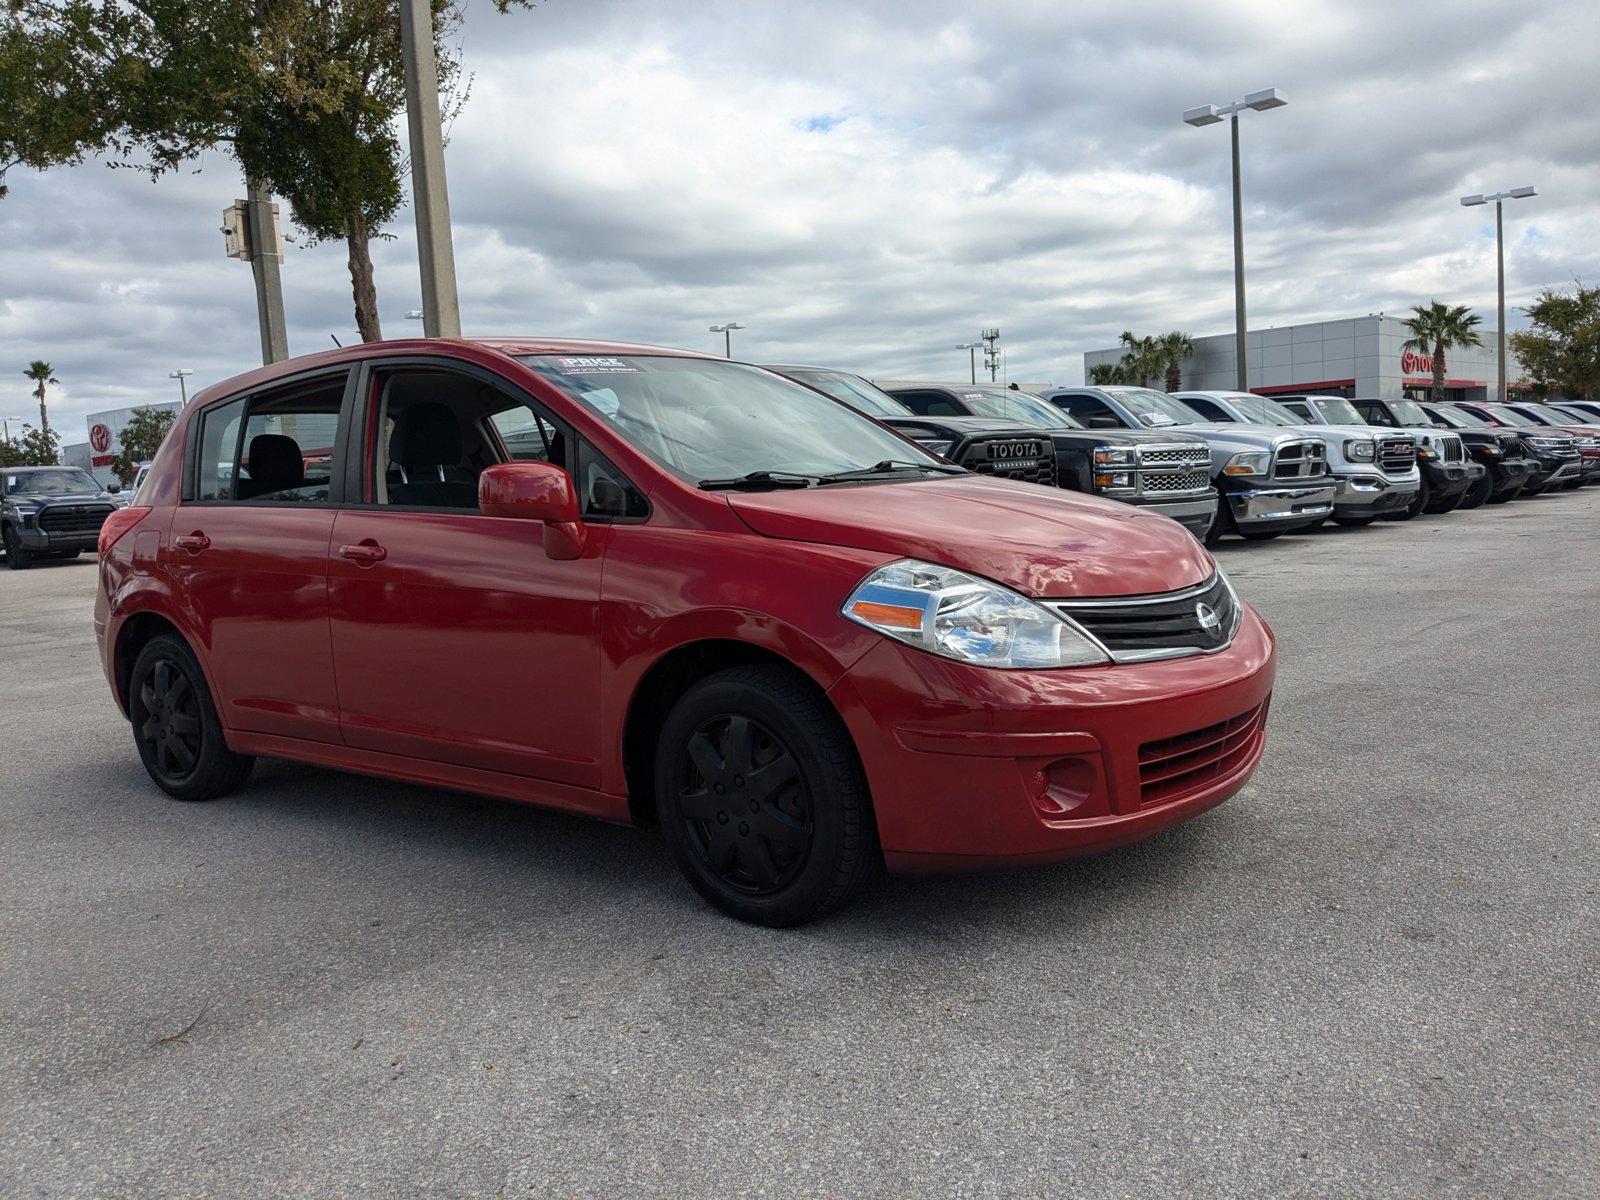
[[129, 633, 254, 802], [655, 664, 878, 926], [3, 525, 33, 570]]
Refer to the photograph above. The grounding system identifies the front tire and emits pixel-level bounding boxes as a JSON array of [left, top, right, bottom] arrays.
[[655, 664, 878, 926], [1459, 472, 1492, 509], [129, 633, 254, 802], [3, 525, 33, 570]]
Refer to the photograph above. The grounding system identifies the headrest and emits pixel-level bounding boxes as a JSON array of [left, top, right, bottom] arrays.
[[247, 434, 304, 486], [390, 402, 462, 470]]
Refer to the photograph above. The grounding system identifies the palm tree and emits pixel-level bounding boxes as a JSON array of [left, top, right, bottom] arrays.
[[1158, 331, 1196, 393], [1088, 361, 1132, 385], [1400, 303, 1483, 402], [1117, 331, 1163, 388], [24, 361, 58, 441]]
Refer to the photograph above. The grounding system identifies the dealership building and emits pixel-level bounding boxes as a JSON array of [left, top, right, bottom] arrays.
[[59, 401, 183, 486], [1086, 315, 1525, 401]]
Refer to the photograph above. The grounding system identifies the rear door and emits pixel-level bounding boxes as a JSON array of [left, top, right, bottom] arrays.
[[166, 370, 354, 744], [325, 359, 620, 787]]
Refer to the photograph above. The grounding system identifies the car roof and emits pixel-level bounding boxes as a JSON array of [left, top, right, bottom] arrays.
[[182, 336, 717, 410]]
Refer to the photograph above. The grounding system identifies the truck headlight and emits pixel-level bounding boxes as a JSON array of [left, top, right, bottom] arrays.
[[1345, 439, 1376, 461], [1222, 452, 1270, 477], [1094, 472, 1133, 490], [1093, 447, 1137, 467], [843, 559, 1109, 669]]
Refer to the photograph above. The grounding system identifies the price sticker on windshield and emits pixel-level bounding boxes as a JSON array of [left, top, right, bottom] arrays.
[[554, 356, 640, 375]]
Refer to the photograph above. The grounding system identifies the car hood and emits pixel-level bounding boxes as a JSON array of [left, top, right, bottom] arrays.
[[7, 490, 115, 506], [723, 474, 1213, 598]]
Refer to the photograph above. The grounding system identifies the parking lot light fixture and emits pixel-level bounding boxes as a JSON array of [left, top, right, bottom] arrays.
[[957, 341, 983, 384], [709, 322, 746, 358], [1181, 87, 1289, 391], [168, 369, 195, 404], [1460, 186, 1538, 402]]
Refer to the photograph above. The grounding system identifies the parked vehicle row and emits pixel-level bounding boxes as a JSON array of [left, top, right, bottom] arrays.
[[76, 336, 1598, 926]]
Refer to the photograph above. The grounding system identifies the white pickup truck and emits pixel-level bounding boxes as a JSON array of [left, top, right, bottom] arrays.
[[1172, 391, 1421, 527]]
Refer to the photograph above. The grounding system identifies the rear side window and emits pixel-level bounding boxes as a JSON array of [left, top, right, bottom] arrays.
[[1184, 397, 1231, 421], [1281, 401, 1314, 421], [195, 398, 246, 501]]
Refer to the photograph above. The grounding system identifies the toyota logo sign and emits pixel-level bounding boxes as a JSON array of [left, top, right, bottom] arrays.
[[89, 423, 112, 454]]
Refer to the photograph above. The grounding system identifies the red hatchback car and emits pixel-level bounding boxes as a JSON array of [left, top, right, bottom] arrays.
[[96, 339, 1275, 924]]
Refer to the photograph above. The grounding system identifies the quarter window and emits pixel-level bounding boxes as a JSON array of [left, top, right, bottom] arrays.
[[194, 398, 246, 501]]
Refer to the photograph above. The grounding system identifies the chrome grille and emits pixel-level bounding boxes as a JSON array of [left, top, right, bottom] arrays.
[[38, 504, 113, 534], [1439, 435, 1464, 463], [1378, 437, 1417, 475], [1272, 440, 1326, 479], [1142, 468, 1211, 493], [1047, 572, 1240, 664], [1138, 446, 1203, 465]]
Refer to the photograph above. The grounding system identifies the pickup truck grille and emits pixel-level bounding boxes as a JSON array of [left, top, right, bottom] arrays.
[[1142, 468, 1211, 493], [1272, 440, 1326, 479], [1139, 446, 1202, 466], [1377, 437, 1417, 475], [1138, 700, 1269, 808], [38, 504, 113, 534], [1046, 572, 1239, 663], [961, 438, 1055, 487]]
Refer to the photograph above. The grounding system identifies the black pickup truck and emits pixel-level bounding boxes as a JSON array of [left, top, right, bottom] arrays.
[[2, 466, 127, 569], [1418, 402, 1575, 497], [863, 379, 1219, 540]]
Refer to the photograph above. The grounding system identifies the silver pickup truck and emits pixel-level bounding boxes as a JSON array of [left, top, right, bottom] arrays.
[[1172, 391, 1421, 527], [1039, 386, 1335, 545]]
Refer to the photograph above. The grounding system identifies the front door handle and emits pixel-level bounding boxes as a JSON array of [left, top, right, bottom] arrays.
[[173, 532, 210, 553], [338, 539, 387, 566]]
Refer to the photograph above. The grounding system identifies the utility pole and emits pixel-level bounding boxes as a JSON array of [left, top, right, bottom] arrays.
[[169, 369, 195, 404], [981, 328, 1002, 382], [400, 0, 463, 339], [957, 341, 982, 384], [223, 187, 288, 364], [1, 416, 23, 446]]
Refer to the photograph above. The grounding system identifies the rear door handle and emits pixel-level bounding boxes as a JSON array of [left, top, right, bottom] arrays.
[[338, 539, 387, 566], [173, 532, 210, 553]]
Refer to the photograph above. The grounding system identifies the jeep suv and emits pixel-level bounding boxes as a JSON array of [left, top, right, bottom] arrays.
[[1277, 394, 1476, 517], [1354, 397, 1529, 507], [2, 466, 128, 569], [95, 339, 1275, 926], [873, 381, 1218, 540], [1040, 386, 1334, 544]]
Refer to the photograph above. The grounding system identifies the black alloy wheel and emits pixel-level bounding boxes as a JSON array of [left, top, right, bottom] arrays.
[[655, 664, 878, 926], [129, 633, 254, 801], [677, 714, 812, 895], [1459, 471, 1492, 509]]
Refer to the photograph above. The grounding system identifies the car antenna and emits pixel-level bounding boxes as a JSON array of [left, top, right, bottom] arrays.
[[330, 334, 343, 347]]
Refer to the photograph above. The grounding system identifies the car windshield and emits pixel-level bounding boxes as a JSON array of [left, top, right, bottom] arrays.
[[1554, 405, 1597, 423], [1385, 400, 1431, 426], [1485, 407, 1535, 427], [960, 387, 1080, 429], [1228, 396, 1300, 426], [1310, 397, 1367, 425], [6, 468, 100, 495], [776, 368, 907, 419], [520, 354, 943, 484], [1109, 388, 1199, 427], [1528, 404, 1584, 426], [1431, 406, 1487, 428]]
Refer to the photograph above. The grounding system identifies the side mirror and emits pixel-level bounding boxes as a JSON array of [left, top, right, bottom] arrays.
[[479, 461, 586, 560], [107, 482, 122, 494], [1087, 415, 1121, 429]]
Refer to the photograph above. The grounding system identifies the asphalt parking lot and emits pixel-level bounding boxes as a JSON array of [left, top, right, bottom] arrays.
[[2, 492, 1597, 1200]]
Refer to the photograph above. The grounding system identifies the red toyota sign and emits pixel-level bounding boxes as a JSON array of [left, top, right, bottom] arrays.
[[1400, 349, 1435, 374], [89, 423, 112, 453]]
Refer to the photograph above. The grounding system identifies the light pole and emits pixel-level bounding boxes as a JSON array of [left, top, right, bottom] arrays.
[[957, 341, 982, 384], [399, 0, 462, 338], [1182, 88, 1288, 392], [0, 416, 23, 446], [709, 322, 745, 359], [169, 369, 195, 404], [1461, 187, 1537, 403]]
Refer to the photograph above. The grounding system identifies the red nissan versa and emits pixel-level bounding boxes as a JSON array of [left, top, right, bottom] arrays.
[[95, 339, 1275, 925]]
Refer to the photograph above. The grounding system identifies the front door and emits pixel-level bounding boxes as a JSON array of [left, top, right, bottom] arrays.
[[326, 363, 606, 787], [165, 371, 352, 745]]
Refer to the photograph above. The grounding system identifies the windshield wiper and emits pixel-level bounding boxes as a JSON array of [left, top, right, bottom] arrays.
[[697, 470, 818, 491], [816, 459, 965, 485]]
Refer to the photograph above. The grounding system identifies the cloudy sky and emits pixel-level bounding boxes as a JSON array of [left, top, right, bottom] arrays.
[[3, 0, 1598, 442]]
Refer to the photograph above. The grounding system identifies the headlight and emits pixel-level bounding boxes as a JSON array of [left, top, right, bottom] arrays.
[[1093, 447, 1137, 467], [1222, 451, 1270, 477], [1094, 471, 1133, 490], [10, 508, 33, 527], [920, 439, 955, 458], [1479, 445, 1501, 457], [1345, 439, 1376, 461], [842, 559, 1109, 669]]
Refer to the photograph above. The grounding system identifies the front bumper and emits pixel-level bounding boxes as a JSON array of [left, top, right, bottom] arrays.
[[827, 608, 1276, 871], [1537, 459, 1582, 487], [15, 526, 101, 553], [1331, 471, 1420, 517], [1224, 481, 1336, 533], [1484, 456, 1534, 493], [1420, 459, 1474, 501], [1120, 491, 1217, 539]]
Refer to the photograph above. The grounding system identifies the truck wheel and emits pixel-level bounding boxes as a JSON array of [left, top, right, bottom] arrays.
[[1486, 485, 1520, 504], [1203, 494, 1232, 547], [129, 633, 255, 802], [1459, 473, 1492, 509], [655, 664, 878, 927], [1390, 475, 1430, 520], [3, 525, 33, 570], [1332, 515, 1378, 527]]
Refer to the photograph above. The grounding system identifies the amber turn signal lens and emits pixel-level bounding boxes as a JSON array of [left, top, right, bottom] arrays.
[[848, 600, 923, 630]]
